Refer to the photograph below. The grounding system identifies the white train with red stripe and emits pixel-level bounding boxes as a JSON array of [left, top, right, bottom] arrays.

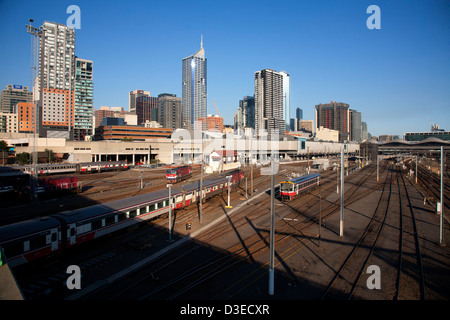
[[280, 173, 321, 201], [0, 169, 244, 267], [0, 161, 128, 177]]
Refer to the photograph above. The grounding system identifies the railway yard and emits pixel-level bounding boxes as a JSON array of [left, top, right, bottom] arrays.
[[1, 156, 449, 305]]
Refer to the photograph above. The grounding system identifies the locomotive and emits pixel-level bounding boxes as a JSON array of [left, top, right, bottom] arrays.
[[166, 165, 192, 183]]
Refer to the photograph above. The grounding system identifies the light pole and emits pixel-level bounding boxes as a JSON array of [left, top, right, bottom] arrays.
[[340, 146, 344, 237], [377, 154, 380, 183], [439, 146, 444, 246], [167, 184, 173, 242], [225, 175, 232, 208], [416, 155, 418, 184], [268, 157, 275, 295]]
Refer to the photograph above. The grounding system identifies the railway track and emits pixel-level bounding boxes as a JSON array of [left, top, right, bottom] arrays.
[[395, 168, 426, 300], [320, 164, 394, 300], [78, 162, 377, 300], [11, 161, 377, 300]]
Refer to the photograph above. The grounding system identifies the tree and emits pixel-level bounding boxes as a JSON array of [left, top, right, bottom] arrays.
[[0, 140, 8, 152], [16, 152, 30, 165]]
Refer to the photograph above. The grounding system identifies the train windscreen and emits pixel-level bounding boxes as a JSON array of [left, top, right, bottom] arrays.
[[281, 183, 293, 192], [166, 169, 177, 175]]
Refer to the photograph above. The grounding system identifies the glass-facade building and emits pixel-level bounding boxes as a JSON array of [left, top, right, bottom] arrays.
[[182, 40, 207, 130], [74, 58, 94, 140]]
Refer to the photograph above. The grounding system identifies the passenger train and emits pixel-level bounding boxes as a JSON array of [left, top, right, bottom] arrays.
[[0, 169, 244, 267], [0, 161, 128, 177], [280, 173, 321, 201]]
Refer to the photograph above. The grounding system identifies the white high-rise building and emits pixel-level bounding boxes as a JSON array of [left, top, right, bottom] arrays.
[[280, 71, 290, 132], [36, 21, 76, 138]]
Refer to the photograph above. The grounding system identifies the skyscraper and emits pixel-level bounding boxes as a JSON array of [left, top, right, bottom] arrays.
[[254, 69, 284, 135], [158, 93, 182, 129], [136, 95, 158, 125], [129, 90, 150, 113], [235, 96, 255, 132], [280, 71, 290, 131], [182, 38, 207, 130], [37, 21, 76, 138], [74, 58, 94, 140], [296, 107, 303, 121], [315, 101, 350, 142], [350, 109, 362, 142]]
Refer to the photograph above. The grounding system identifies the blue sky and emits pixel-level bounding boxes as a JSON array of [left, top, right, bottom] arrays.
[[0, 0, 449, 137]]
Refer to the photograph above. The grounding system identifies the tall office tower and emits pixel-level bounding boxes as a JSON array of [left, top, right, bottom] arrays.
[[235, 96, 255, 132], [240, 96, 255, 129], [37, 21, 76, 138], [289, 118, 297, 132], [254, 69, 284, 135], [315, 101, 350, 142], [158, 93, 182, 129], [1, 85, 33, 113], [74, 58, 94, 140], [296, 107, 303, 121], [350, 109, 362, 142], [136, 95, 159, 125], [362, 122, 368, 141], [129, 90, 150, 113], [182, 38, 207, 130], [234, 108, 243, 133], [280, 71, 290, 131]]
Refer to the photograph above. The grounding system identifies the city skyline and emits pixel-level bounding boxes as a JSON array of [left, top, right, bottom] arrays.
[[0, 0, 449, 137]]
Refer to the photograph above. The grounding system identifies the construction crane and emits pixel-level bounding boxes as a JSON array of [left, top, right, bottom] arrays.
[[212, 100, 220, 117]]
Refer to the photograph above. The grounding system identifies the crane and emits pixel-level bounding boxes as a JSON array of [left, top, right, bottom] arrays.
[[212, 100, 220, 117]]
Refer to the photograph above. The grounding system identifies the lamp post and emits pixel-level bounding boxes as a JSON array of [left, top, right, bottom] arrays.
[[225, 175, 232, 208], [268, 157, 275, 295], [439, 146, 444, 246], [340, 146, 344, 237], [167, 184, 173, 242]]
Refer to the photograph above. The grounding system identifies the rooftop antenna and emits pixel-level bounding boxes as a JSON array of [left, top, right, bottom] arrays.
[[201, 34, 203, 48]]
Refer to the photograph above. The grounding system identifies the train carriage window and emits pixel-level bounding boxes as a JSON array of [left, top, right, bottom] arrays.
[[117, 212, 126, 222], [157, 201, 164, 209], [128, 209, 137, 218], [77, 223, 92, 234], [148, 204, 156, 212], [30, 235, 47, 251], [92, 219, 103, 230], [4, 242, 24, 258], [105, 215, 115, 226]]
